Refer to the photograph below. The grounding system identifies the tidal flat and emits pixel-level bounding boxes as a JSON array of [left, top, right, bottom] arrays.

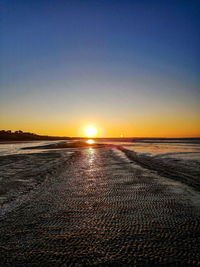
[[0, 142, 200, 265]]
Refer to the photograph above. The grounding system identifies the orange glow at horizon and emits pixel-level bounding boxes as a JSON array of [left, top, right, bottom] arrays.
[[1, 114, 199, 138]]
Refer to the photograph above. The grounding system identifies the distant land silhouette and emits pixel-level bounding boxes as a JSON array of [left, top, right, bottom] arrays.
[[1, 130, 199, 142], [0, 130, 71, 141]]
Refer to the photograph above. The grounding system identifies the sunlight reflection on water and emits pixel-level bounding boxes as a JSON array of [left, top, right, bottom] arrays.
[[86, 139, 95, 144], [88, 147, 95, 165]]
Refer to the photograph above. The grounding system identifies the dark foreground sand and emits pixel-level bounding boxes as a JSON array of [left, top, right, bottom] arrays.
[[0, 146, 200, 266]]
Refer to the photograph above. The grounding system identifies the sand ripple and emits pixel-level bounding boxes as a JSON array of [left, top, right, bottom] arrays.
[[0, 148, 200, 265]]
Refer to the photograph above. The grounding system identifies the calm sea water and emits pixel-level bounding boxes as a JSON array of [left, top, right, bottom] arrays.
[[99, 139, 200, 162], [0, 139, 200, 162], [0, 141, 61, 156]]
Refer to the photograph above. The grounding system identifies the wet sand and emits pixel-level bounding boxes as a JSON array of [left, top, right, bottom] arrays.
[[0, 146, 200, 265]]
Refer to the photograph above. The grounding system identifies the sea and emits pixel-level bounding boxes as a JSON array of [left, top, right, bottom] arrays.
[[0, 138, 200, 162]]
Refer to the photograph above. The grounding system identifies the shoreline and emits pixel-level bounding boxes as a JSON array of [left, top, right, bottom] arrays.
[[1, 143, 200, 217], [1, 136, 200, 143], [21, 141, 200, 192]]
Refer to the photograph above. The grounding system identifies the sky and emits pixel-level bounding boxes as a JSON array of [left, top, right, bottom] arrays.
[[0, 0, 200, 137]]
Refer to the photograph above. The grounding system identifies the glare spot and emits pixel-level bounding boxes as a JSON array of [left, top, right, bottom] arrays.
[[87, 139, 95, 144]]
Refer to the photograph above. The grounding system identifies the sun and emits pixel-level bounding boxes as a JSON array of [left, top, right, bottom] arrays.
[[83, 125, 98, 138]]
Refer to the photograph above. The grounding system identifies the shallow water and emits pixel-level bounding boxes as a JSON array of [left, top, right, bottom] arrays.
[[0, 140, 68, 156], [98, 139, 200, 162], [1, 139, 200, 161]]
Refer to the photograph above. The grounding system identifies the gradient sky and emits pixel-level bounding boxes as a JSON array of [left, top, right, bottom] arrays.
[[0, 0, 200, 137]]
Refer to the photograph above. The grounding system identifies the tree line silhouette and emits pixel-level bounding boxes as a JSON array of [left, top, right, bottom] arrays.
[[0, 130, 70, 141]]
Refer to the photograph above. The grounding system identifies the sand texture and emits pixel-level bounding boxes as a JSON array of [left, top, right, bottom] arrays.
[[0, 147, 200, 265]]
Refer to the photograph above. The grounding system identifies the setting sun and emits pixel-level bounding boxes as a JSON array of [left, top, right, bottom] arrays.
[[83, 126, 98, 138]]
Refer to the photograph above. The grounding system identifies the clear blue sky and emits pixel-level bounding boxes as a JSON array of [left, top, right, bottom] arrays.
[[0, 0, 200, 137]]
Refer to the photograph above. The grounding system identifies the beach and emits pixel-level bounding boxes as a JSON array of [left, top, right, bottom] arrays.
[[0, 141, 200, 265]]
